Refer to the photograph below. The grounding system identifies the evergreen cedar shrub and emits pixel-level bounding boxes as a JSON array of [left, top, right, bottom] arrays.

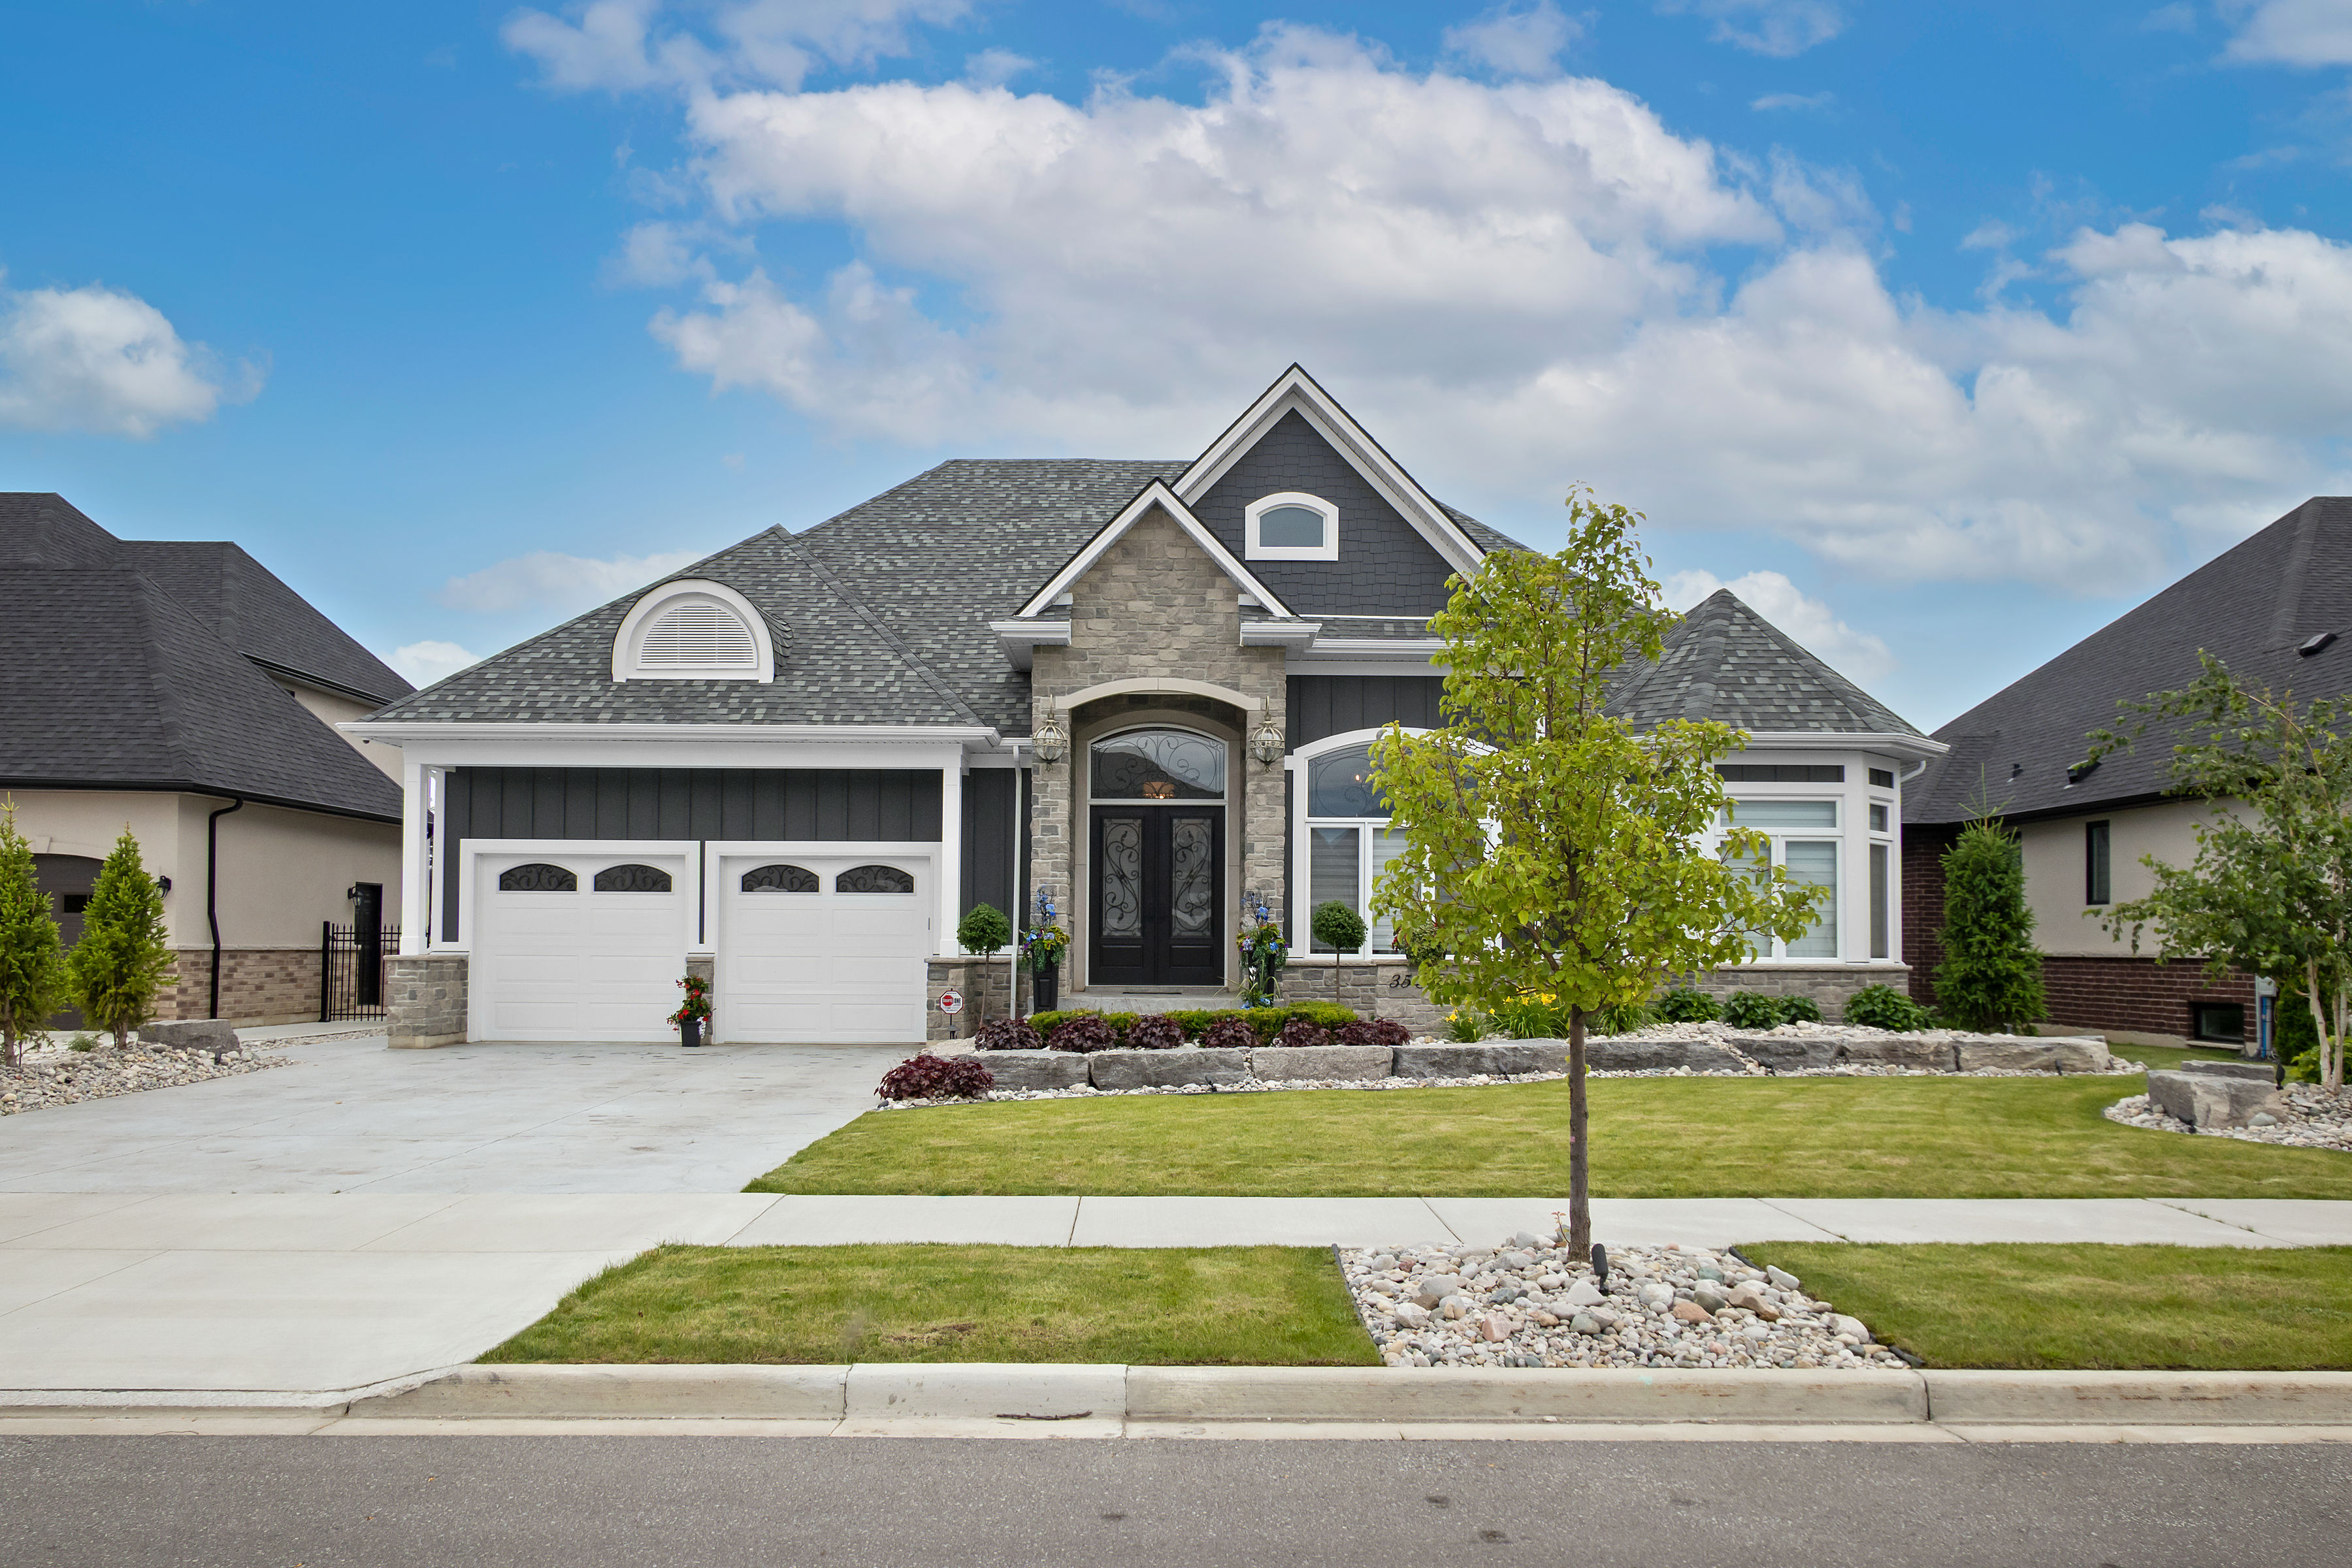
[[877, 1052, 994, 1101], [1844, 983, 1931, 1033], [1935, 818, 2046, 1033], [1047, 1014, 1118, 1054], [1655, 987, 1720, 1022], [973, 1015, 1042, 1052], [1273, 1016, 1333, 1049], [1199, 1016, 1258, 1052], [1336, 1017, 1409, 1048], [67, 828, 175, 1050], [1125, 1014, 1186, 1051], [0, 802, 67, 1069]]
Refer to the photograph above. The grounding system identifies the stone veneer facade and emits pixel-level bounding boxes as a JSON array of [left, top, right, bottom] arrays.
[[385, 953, 468, 1049], [1027, 506, 1290, 993]]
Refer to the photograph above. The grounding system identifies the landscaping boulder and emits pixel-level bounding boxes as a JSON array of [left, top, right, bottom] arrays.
[[1088, 1047, 1250, 1090], [1583, 1036, 1747, 1073], [1391, 1042, 1567, 1079], [1953, 1037, 2112, 1073], [975, 1051, 1091, 1093], [1832, 1037, 1957, 1070], [2177, 1058, 2277, 1083], [137, 1019, 241, 1061], [2145, 1068, 2290, 1130], [1725, 1032, 1838, 1070], [1248, 1044, 1393, 1082]]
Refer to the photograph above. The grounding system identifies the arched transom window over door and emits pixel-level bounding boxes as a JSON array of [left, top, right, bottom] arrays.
[[1090, 730, 1226, 802]]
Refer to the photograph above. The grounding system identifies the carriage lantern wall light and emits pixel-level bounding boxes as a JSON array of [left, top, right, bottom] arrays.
[[1249, 698, 1285, 768], [1033, 700, 1068, 765]]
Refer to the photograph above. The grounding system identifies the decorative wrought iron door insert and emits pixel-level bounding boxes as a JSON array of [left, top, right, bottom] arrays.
[[1088, 807, 1224, 986]]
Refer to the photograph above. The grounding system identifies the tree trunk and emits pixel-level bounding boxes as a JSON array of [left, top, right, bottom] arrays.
[[1567, 1004, 1591, 1258]]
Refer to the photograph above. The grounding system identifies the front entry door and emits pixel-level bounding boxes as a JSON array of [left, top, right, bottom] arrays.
[[1089, 807, 1224, 986]]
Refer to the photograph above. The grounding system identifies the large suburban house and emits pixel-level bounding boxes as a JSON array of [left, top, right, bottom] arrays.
[[355, 368, 1940, 1049], [0, 493, 411, 1026], [1904, 496, 2352, 1049]]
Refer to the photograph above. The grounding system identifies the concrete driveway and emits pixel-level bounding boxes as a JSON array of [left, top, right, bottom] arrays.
[[0, 1035, 905, 1194]]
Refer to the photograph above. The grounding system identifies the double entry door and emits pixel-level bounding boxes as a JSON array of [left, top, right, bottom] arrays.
[[1088, 806, 1224, 986]]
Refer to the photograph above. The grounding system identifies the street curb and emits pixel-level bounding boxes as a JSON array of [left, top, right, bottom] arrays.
[[16, 1367, 2352, 1428]]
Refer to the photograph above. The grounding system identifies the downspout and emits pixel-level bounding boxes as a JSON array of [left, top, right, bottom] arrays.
[[206, 798, 244, 1020]]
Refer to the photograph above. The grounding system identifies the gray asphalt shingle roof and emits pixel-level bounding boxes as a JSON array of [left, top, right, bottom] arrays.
[[1608, 589, 1926, 738], [1907, 496, 2352, 825], [116, 540, 412, 706], [0, 493, 404, 819]]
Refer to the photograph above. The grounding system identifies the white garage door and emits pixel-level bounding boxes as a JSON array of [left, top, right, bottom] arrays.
[[470, 852, 690, 1042], [717, 853, 932, 1044]]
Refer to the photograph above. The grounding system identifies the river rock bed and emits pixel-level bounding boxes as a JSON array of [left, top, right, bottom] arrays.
[[1, 1038, 291, 1115], [2104, 1085, 2352, 1152], [1345, 1237, 1910, 1371]]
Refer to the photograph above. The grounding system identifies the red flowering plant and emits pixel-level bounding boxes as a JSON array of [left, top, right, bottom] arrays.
[[668, 973, 712, 1027]]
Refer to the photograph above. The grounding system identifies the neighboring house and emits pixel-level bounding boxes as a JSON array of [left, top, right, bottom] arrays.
[[354, 368, 1936, 1048], [1904, 496, 2352, 1048], [0, 493, 411, 1026]]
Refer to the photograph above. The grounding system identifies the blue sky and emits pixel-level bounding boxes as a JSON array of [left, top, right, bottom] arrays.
[[5, 1, 2352, 729]]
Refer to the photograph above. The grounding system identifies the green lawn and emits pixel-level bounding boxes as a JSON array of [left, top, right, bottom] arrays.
[[480, 1243, 1378, 1367], [1742, 1243, 2352, 1369], [751, 1074, 2352, 1199]]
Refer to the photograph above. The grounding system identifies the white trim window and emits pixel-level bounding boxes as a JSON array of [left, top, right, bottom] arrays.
[[1294, 733, 1411, 955], [1723, 799, 1840, 960], [612, 580, 776, 683], [1245, 491, 1339, 562]]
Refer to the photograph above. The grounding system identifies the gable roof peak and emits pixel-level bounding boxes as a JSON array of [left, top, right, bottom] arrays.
[[1014, 479, 1294, 619]]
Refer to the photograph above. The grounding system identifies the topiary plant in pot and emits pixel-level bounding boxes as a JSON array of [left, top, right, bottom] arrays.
[[1311, 900, 1367, 1015]]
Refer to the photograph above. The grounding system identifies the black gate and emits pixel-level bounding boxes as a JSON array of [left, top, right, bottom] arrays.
[[321, 921, 399, 1023]]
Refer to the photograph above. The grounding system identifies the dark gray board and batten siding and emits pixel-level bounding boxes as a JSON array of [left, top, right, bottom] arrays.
[[1288, 675, 1445, 749], [959, 768, 1019, 930], [440, 766, 943, 941]]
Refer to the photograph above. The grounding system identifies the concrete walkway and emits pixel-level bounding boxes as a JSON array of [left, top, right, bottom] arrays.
[[5, 1191, 2349, 1393]]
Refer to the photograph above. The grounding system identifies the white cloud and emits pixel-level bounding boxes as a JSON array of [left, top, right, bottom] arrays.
[[1658, 1, 1848, 58], [2142, 3, 2198, 33], [0, 276, 254, 438], [505, 0, 970, 93], [964, 48, 1035, 88], [555, 24, 2352, 596], [1663, 569, 1893, 682], [1443, 2, 1584, 78], [1752, 90, 1835, 111], [2222, 0, 2352, 65], [436, 549, 703, 613], [390, 640, 485, 687]]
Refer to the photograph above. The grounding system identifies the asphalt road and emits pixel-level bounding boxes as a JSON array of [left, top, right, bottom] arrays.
[[5, 1436, 2344, 1567]]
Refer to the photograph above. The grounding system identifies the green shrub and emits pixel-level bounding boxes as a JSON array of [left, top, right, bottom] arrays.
[[1655, 987, 1719, 1023], [65, 826, 174, 1051], [1028, 1008, 1093, 1039], [1289, 1002, 1358, 1031], [1935, 817, 2046, 1032], [1777, 995, 1823, 1024], [1101, 1012, 1139, 1046], [1167, 1009, 1222, 1039], [1445, 1009, 1484, 1042], [1593, 1000, 1655, 1036], [1720, 991, 1784, 1030], [1844, 983, 1930, 1032]]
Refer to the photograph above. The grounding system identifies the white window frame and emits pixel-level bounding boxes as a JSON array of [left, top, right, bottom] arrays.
[[1245, 491, 1339, 562], [1288, 727, 1422, 958], [612, 580, 775, 683], [1715, 799, 1842, 961]]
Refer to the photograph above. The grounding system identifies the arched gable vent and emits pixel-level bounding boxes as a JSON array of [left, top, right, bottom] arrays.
[[612, 580, 776, 683]]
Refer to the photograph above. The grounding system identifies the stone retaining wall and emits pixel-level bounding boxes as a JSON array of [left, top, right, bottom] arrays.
[[1275, 958, 1448, 1036], [1683, 962, 1913, 1021]]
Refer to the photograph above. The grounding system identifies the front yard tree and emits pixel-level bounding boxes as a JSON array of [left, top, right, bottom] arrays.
[[65, 827, 176, 1050], [0, 800, 67, 1068], [956, 902, 1012, 1027], [1369, 489, 1821, 1259], [2088, 653, 2352, 1091], [1934, 809, 2046, 1032]]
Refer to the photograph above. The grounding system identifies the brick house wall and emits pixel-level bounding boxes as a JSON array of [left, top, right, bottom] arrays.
[[157, 947, 323, 1026], [1901, 823, 1958, 1008]]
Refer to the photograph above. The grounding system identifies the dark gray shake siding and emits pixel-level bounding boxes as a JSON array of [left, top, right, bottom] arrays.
[[440, 766, 943, 941], [1190, 410, 1460, 616]]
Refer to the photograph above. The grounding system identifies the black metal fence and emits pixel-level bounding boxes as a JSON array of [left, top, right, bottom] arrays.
[[321, 921, 399, 1023]]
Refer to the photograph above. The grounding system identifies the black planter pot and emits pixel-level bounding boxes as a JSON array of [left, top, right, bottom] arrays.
[[681, 1017, 703, 1048], [1032, 962, 1058, 1014]]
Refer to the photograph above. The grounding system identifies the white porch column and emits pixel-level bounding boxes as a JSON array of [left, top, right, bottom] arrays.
[[399, 755, 431, 955], [938, 759, 964, 956]]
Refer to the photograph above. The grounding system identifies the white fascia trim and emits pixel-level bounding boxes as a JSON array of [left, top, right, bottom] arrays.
[[611, 580, 776, 684], [1239, 620, 1322, 648], [1016, 481, 1294, 619], [1733, 731, 1952, 762], [1173, 367, 1486, 578], [1292, 637, 1446, 662], [989, 619, 1070, 672], [344, 721, 1000, 745]]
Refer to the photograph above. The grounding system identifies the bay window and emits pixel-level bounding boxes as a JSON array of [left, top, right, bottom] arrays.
[[1723, 799, 1840, 959]]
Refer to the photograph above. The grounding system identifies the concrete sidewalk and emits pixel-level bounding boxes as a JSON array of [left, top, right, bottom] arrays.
[[5, 1192, 2349, 1394]]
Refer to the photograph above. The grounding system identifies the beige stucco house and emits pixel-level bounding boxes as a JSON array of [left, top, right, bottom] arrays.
[[1, 493, 411, 1025]]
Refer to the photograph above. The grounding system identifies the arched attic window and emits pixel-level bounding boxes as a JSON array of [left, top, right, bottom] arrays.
[[612, 580, 776, 683]]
